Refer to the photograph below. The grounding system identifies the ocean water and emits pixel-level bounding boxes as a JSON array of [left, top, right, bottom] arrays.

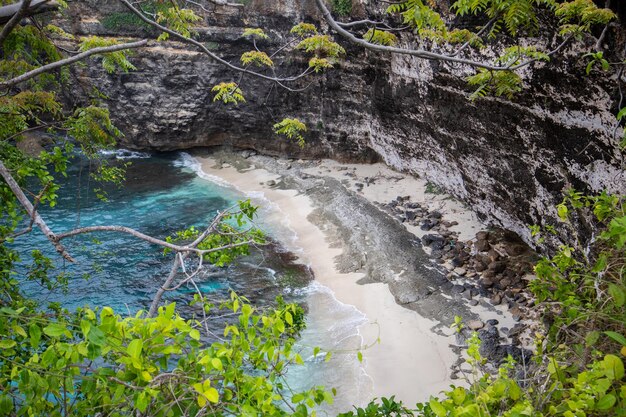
[[12, 150, 372, 414]]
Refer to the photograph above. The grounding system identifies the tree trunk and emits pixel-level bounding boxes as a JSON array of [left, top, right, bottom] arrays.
[[0, 0, 59, 25]]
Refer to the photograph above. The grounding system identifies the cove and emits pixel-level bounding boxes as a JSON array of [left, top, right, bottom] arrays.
[[11, 150, 374, 414]]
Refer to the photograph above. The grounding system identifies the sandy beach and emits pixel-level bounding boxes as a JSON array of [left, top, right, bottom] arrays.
[[192, 150, 515, 407]]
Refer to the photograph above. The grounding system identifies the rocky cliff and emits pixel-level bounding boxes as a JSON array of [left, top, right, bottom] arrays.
[[60, 0, 626, 248]]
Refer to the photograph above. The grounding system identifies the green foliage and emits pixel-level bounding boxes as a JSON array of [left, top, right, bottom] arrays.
[[0, 294, 333, 416], [64, 106, 122, 156], [290, 23, 318, 38], [273, 118, 307, 148], [451, 0, 557, 37], [308, 57, 333, 72], [584, 51, 610, 75], [164, 200, 266, 266], [467, 47, 548, 100], [44, 24, 76, 40], [331, 0, 353, 16], [340, 333, 626, 417], [1, 25, 67, 89], [496, 45, 550, 66], [296, 33, 345, 72], [467, 69, 522, 100], [242, 27, 270, 40], [211, 82, 246, 105], [297, 34, 346, 58], [556, 0, 616, 38], [155, 6, 202, 41], [241, 50, 274, 67], [79, 36, 138, 73], [387, 0, 446, 34], [363, 29, 398, 46], [529, 191, 626, 355], [100, 12, 152, 31]]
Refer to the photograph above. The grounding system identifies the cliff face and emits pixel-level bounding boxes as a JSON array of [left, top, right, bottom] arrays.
[[62, 0, 626, 247]]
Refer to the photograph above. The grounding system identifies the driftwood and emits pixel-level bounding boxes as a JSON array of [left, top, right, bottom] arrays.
[[0, 0, 59, 25]]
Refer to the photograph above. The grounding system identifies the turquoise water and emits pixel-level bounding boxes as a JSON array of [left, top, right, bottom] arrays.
[[14, 151, 308, 314], [12, 150, 372, 414]]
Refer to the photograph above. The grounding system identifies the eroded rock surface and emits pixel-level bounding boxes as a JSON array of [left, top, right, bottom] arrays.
[[59, 0, 626, 248]]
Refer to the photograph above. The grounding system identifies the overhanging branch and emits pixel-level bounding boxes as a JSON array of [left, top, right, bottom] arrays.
[[119, 0, 311, 90], [0, 159, 75, 262], [0, 39, 149, 89], [0, 0, 58, 25], [314, 0, 569, 72]]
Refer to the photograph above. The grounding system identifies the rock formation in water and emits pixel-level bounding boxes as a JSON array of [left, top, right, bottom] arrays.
[[59, 0, 626, 248]]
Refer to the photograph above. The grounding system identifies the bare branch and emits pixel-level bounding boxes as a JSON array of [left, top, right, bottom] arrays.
[[149, 253, 182, 318], [56, 224, 254, 256], [0, 0, 58, 25], [119, 0, 311, 90], [0, 159, 75, 262], [314, 0, 569, 72], [0, 0, 32, 46], [0, 39, 148, 89]]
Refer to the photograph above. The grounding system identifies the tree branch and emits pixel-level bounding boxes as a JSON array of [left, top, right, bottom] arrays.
[[0, 159, 75, 262], [119, 0, 310, 90], [0, 0, 31, 46], [314, 0, 566, 72], [0, 0, 58, 25], [0, 39, 149, 89], [56, 224, 255, 256]]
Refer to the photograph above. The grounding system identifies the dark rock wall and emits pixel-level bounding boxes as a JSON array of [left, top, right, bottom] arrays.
[[61, 0, 625, 248]]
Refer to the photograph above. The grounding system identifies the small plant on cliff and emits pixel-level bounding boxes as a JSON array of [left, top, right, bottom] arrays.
[[242, 27, 270, 41], [101, 12, 152, 31], [211, 82, 246, 105], [363, 29, 398, 46], [331, 0, 352, 17], [290, 23, 318, 38], [273, 118, 308, 148], [240, 50, 274, 67]]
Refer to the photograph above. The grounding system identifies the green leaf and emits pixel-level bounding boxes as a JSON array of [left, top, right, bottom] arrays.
[[127, 339, 143, 359], [43, 323, 69, 338], [135, 392, 150, 413], [585, 331, 600, 347], [596, 394, 616, 410], [204, 387, 219, 404], [557, 203, 569, 221], [605, 331, 626, 346], [429, 399, 447, 417], [451, 387, 466, 405], [0, 395, 12, 414], [29, 324, 41, 348], [603, 354, 625, 380], [608, 284, 625, 307], [12, 325, 26, 338], [357, 351, 363, 363], [0, 340, 16, 349], [87, 326, 106, 347], [211, 358, 223, 371]]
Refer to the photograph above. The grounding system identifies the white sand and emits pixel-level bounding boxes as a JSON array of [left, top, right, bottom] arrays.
[[196, 156, 471, 405]]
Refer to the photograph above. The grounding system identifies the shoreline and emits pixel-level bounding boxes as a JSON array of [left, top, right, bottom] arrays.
[[191, 149, 518, 406]]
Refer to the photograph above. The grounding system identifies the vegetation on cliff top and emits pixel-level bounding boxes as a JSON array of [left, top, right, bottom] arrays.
[[0, 0, 625, 416]]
